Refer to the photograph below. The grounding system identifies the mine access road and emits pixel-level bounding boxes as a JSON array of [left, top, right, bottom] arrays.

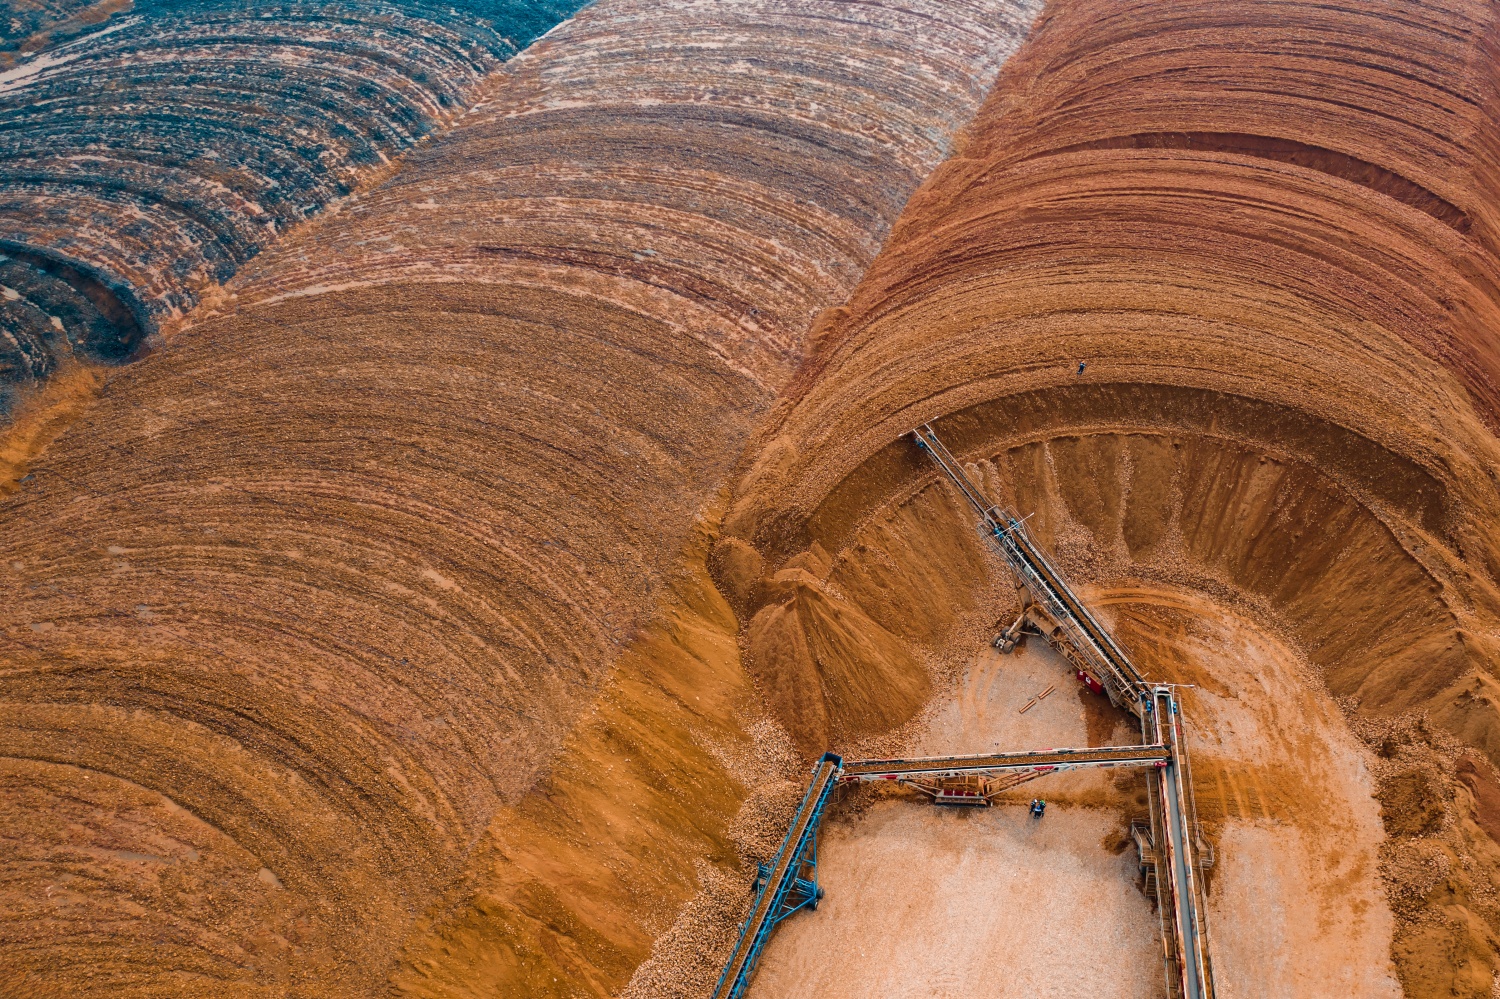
[[713, 427, 1217, 999]]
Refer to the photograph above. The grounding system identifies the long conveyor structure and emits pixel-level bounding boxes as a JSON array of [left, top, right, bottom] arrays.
[[710, 427, 1217, 999], [1147, 685, 1215, 999], [711, 752, 842, 999], [842, 744, 1171, 806], [913, 424, 1216, 999], [842, 743, 1169, 780], [912, 424, 1149, 716]]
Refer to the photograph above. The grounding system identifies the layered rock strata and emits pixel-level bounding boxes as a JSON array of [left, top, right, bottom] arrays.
[[0, 1, 1039, 994], [0, 0, 583, 413]]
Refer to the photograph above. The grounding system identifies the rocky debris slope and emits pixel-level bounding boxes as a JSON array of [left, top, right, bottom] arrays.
[[0, 1, 1039, 995], [0, 0, 583, 415], [714, 1, 1500, 994]]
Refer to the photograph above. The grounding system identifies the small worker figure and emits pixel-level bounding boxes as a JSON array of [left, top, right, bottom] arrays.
[[1077, 361, 1087, 375]]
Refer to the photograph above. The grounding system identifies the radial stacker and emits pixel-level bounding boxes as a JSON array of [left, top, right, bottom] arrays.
[[711, 426, 1218, 999], [711, 752, 841, 999]]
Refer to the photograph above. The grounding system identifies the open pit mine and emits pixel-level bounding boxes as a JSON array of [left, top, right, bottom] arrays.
[[2, 1, 1499, 997]]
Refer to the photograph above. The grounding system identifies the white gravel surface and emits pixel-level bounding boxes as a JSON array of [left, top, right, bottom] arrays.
[[749, 802, 1160, 999]]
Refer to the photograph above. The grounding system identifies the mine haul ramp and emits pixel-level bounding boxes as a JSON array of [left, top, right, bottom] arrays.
[[711, 427, 1216, 999]]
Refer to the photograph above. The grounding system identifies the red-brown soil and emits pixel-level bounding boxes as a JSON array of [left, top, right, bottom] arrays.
[[714, 0, 1500, 995], [0, 2, 1039, 995]]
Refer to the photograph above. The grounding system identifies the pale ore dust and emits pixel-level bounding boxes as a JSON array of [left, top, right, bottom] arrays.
[[748, 642, 1158, 999], [747, 586, 1403, 999], [1132, 587, 1404, 999], [747, 804, 1159, 999]]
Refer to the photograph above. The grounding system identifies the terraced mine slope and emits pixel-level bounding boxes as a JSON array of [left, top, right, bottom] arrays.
[[0, 0, 582, 415], [0, 1, 1039, 995], [8, 0, 1500, 997], [718, 1, 1500, 995]]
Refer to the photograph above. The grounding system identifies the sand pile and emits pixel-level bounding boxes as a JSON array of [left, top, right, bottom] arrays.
[[0, 2, 1041, 995]]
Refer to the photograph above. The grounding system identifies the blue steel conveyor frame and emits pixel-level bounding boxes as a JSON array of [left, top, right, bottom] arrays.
[[711, 752, 841, 999]]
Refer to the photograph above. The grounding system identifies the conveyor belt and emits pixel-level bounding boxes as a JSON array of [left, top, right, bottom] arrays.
[[842, 744, 1169, 779], [1152, 688, 1215, 999], [711, 752, 841, 999], [913, 425, 1216, 999], [913, 425, 1147, 708]]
